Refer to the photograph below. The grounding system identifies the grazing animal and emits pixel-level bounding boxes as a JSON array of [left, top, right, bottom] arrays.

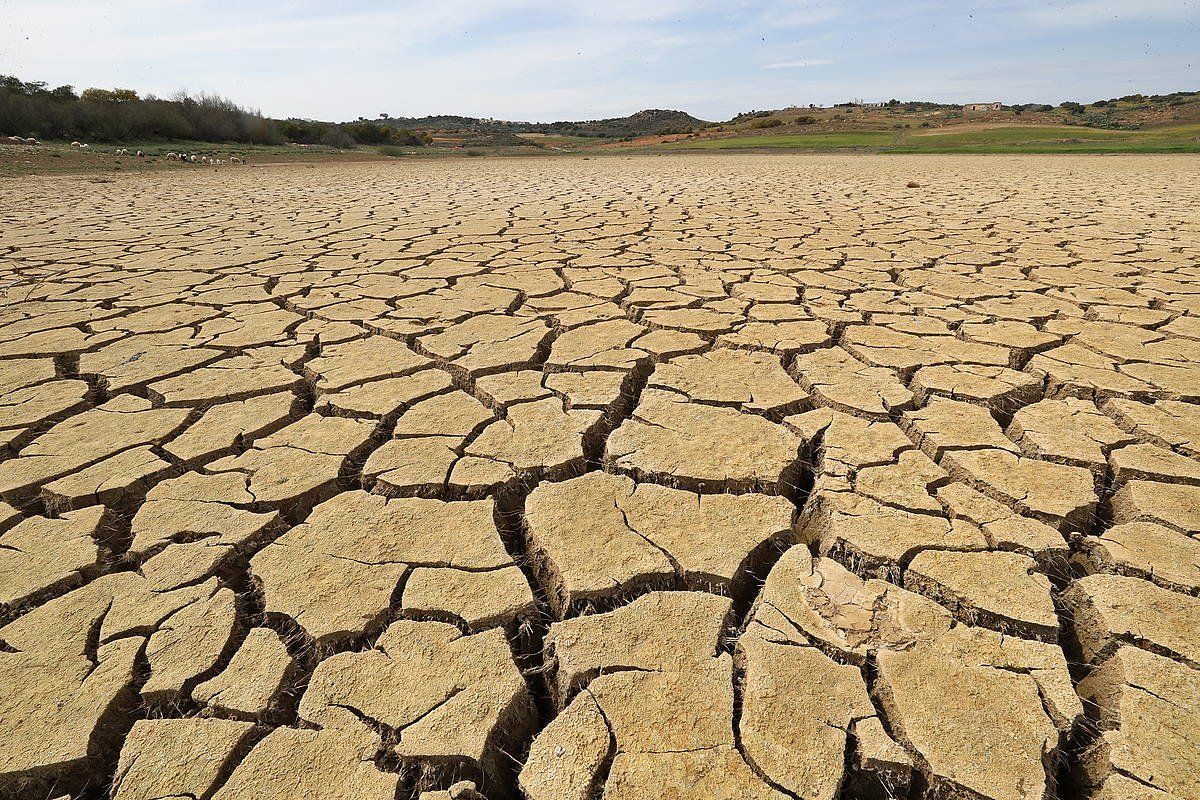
[[79, 143, 89, 149], [25, 138, 39, 145], [189, 155, 197, 163], [70, 141, 81, 147], [166, 152, 177, 160], [136, 150, 144, 157]]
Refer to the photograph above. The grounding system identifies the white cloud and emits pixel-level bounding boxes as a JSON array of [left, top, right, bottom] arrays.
[[762, 59, 835, 69]]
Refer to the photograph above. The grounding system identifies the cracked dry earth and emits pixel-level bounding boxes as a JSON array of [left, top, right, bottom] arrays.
[[0, 154, 1198, 800]]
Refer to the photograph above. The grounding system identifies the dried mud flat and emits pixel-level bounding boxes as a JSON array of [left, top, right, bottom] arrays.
[[0, 154, 1198, 800]]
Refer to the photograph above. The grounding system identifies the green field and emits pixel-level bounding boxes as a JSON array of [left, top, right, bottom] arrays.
[[660, 125, 1200, 154]]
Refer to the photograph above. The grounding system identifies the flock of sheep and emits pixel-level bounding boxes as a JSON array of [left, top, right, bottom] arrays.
[[2, 137, 248, 165], [165, 152, 245, 165]]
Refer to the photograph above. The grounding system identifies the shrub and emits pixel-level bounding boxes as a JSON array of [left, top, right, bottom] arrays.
[[750, 118, 783, 129], [793, 116, 817, 125]]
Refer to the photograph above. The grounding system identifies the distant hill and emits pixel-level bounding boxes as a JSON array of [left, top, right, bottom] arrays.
[[380, 109, 708, 138]]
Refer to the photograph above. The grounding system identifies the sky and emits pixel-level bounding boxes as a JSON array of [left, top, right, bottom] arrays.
[[0, 0, 1196, 122]]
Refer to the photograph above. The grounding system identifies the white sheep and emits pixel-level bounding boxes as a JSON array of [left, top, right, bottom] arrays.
[[70, 141, 81, 147], [25, 138, 39, 145], [79, 143, 89, 149], [136, 150, 144, 158], [165, 152, 177, 160], [229, 156, 242, 164], [189, 155, 197, 163]]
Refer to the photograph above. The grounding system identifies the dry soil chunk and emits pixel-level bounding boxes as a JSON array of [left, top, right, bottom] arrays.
[[1109, 479, 1200, 533], [1076, 645, 1200, 800], [164, 391, 297, 465], [875, 625, 1077, 800], [935, 482, 1069, 566], [647, 349, 808, 413], [0, 579, 144, 794], [316, 369, 454, 419], [736, 632, 908, 800], [716, 318, 830, 354], [251, 491, 526, 644], [805, 490, 986, 577], [1109, 442, 1200, 488], [524, 471, 793, 616], [909, 363, 1041, 412], [941, 448, 1097, 530], [1008, 398, 1136, 473], [212, 708, 400, 800], [147, 345, 303, 406], [0, 378, 89, 432], [0, 394, 188, 501], [546, 591, 731, 704], [206, 413, 374, 509], [40, 444, 174, 512], [460, 396, 601, 483], [1063, 573, 1200, 666], [1103, 397, 1200, 457], [791, 346, 914, 418], [605, 388, 801, 491], [905, 549, 1058, 639], [299, 620, 533, 796], [901, 397, 1018, 460], [112, 717, 254, 800], [1075, 521, 1200, 595], [192, 627, 294, 718], [304, 334, 429, 393], [128, 471, 280, 555], [0, 506, 102, 611], [519, 691, 611, 800]]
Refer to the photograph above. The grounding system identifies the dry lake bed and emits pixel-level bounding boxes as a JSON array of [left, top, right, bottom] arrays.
[[1, 154, 1198, 800]]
